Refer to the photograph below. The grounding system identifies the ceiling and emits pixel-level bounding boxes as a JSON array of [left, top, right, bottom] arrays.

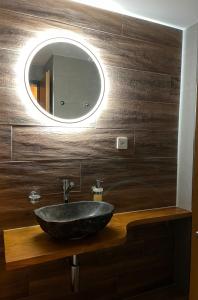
[[74, 0, 198, 29]]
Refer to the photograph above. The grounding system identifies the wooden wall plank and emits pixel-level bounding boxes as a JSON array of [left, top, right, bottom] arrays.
[[0, 49, 17, 87], [80, 158, 177, 212], [126, 287, 187, 300], [0, 126, 11, 160], [12, 127, 134, 160], [0, 88, 41, 125], [106, 66, 180, 104], [0, 269, 29, 299], [89, 31, 181, 75], [0, 0, 123, 35], [96, 100, 179, 130], [29, 263, 69, 297], [122, 16, 182, 48], [0, 160, 80, 202], [0, 9, 181, 75], [0, 9, 85, 51], [0, 1, 182, 49], [79, 222, 174, 298], [0, 161, 80, 229], [134, 130, 178, 157]]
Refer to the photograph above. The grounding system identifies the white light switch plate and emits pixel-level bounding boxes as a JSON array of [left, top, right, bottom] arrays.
[[116, 137, 128, 150]]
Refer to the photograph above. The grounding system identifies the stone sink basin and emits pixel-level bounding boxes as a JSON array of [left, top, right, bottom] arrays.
[[34, 201, 114, 240]]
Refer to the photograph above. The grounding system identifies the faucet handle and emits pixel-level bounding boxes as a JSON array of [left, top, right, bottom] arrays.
[[62, 179, 75, 203], [69, 181, 75, 188], [62, 179, 75, 190]]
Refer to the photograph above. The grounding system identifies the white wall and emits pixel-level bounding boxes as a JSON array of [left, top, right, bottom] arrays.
[[177, 23, 198, 210], [73, 0, 198, 29]]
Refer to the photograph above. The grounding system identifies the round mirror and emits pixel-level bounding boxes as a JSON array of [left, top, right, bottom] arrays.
[[24, 37, 105, 123]]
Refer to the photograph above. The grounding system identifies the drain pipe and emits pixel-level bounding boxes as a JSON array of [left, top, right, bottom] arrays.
[[70, 255, 80, 292]]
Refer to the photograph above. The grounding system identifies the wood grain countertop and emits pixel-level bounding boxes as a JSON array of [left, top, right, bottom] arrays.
[[3, 207, 191, 271]]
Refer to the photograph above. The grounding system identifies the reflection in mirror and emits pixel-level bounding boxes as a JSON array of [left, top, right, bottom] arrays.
[[25, 38, 105, 122]]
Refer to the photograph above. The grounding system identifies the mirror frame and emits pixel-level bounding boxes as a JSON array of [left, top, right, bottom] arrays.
[[24, 37, 105, 123]]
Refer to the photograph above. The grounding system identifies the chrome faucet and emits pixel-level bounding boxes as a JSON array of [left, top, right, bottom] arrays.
[[63, 179, 75, 203]]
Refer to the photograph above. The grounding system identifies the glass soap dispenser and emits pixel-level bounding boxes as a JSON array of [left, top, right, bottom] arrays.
[[92, 179, 104, 201]]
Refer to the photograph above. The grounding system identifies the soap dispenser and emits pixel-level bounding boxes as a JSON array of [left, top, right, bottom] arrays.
[[92, 179, 104, 201]]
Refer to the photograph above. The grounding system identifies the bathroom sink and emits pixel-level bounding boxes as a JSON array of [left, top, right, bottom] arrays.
[[34, 201, 114, 240]]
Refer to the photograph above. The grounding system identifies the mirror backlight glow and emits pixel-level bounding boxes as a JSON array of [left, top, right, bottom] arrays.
[[24, 37, 106, 124]]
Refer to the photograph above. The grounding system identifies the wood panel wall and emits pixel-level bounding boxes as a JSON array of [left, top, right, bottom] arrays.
[[0, 1, 184, 299]]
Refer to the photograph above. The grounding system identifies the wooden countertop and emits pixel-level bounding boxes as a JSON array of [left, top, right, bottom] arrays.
[[3, 207, 191, 270]]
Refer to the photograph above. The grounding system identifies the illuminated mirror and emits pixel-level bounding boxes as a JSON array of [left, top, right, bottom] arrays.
[[25, 38, 105, 123]]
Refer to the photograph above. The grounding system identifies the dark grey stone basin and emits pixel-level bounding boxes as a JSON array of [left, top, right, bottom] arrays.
[[34, 201, 114, 240]]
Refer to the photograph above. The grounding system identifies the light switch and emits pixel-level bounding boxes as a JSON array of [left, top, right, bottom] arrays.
[[116, 137, 128, 150]]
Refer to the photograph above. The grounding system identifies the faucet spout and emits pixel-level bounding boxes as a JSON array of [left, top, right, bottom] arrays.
[[63, 179, 75, 203]]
